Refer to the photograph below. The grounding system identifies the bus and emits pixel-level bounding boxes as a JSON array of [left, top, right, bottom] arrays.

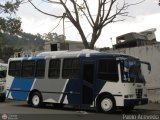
[[0, 63, 8, 102], [6, 50, 151, 113]]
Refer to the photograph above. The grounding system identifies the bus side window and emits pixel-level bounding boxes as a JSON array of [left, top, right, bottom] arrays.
[[21, 60, 35, 78], [48, 59, 60, 78], [98, 59, 118, 82], [62, 59, 80, 79], [35, 60, 45, 78], [8, 61, 21, 77]]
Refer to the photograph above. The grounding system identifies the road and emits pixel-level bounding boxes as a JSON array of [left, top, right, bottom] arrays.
[[0, 100, 160, 120]]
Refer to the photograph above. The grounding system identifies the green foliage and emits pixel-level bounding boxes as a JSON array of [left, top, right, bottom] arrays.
[[0, 0, 22, 35], [0, 0, 22, 14], [43, 33, 66, 42], [0, 0, 22, 33], [0, 17, 21, 34], [0, 32, 45, 63], [0, 17, 22, 62], [0, 0, 22, 63], [0, 46, 14, 62], [4, 32, 45, 50]]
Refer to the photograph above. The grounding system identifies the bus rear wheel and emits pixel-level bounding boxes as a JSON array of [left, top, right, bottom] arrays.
[[30, 92, 43, 108], [96, 95, 116, 113]]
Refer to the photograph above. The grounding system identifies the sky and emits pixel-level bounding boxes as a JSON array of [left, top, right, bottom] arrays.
[[16, 0, 160, 48]]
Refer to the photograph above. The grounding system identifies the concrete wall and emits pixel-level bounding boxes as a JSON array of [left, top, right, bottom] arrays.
[[111, 43, 160, 103], [44, 41, 85, 51]]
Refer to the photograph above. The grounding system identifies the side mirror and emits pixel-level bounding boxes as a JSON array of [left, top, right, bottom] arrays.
[[140, 61, 151, 73], [148, 64, 151, 73]]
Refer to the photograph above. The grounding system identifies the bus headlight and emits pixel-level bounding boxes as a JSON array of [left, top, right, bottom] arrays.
[[124, 94, 134, 98]]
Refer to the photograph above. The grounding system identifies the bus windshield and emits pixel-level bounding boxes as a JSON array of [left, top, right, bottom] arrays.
[[121, 59, 145, 83]]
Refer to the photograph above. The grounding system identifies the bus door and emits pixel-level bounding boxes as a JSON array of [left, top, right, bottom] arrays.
[[81, 61, 96, 105]]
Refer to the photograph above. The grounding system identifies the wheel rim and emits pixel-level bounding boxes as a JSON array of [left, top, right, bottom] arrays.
[[101, 98, 113, 111], [32, 95, 40, 106]]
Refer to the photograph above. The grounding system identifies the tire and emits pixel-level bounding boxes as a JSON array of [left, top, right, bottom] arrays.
[[30, 92, 43, 108], [96, 95, 116, 113]]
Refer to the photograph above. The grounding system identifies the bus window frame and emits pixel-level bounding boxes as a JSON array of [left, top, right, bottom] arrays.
[[48, 59, 61, 79], [35, 60, 46, 78], [62, 58, 80, 79], [98, 58, 119, 82], [21, 60, 36, 78], [8, 61, 22, 77]]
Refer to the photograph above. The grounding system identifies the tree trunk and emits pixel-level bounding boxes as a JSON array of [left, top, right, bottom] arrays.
[[76, 25, 90, 49]]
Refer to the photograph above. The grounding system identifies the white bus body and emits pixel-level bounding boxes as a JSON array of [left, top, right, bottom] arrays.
[[6, 50, 150, 112]]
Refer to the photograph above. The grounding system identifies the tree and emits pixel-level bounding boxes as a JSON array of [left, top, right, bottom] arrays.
[[42, 32, 66, 42], [0, 0, 22, 34], [0, 17, 21, 34], [0, 0, 22, 62], [29, 0, 144, 49]]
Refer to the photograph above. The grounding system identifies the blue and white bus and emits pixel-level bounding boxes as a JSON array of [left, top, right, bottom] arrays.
[[6, 50, 151, 113]]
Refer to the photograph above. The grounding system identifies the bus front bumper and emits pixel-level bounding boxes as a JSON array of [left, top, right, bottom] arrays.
[[124, 98, 148, 106]]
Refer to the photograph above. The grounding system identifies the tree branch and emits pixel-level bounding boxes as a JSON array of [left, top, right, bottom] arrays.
[[42, 0, 61, 4], [28, 0, 63, 18], [60, 0, 89, 48], [49, 17, 63, 33], [70, 0, 79, 23], [75, 3, 93, 27], [83, 0, 94, 25], [28, 0, 145, 49], [100, 0, 107, 22], [101, 0, 116, 25], [125, 0, 146, 8], [94, 0, 102, 26]]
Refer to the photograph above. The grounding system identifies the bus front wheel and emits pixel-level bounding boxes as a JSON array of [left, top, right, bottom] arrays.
[[30, 92, 43, 108], [96, 95, 116, 113]]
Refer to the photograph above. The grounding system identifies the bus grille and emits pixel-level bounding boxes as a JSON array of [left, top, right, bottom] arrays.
[[136, 89, 142, 98]]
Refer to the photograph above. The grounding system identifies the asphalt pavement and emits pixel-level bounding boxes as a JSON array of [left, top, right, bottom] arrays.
[[0, 100, 160, 120]]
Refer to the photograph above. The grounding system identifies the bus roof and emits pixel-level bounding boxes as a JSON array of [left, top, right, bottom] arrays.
[[37, 49, 136, 59], [9, 49, 137, 61], [37, 49, 99, 58]]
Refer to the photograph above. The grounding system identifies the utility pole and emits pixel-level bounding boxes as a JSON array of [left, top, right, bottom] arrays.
[[63, 13, 66, 49]]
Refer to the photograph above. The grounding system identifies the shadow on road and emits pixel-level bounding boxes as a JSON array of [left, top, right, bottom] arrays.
[[11, 102, 160, 115]]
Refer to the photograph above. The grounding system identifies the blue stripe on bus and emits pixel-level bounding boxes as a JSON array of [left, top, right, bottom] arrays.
[[10, 78, 35, 100], [60, 79, 81, 105]]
